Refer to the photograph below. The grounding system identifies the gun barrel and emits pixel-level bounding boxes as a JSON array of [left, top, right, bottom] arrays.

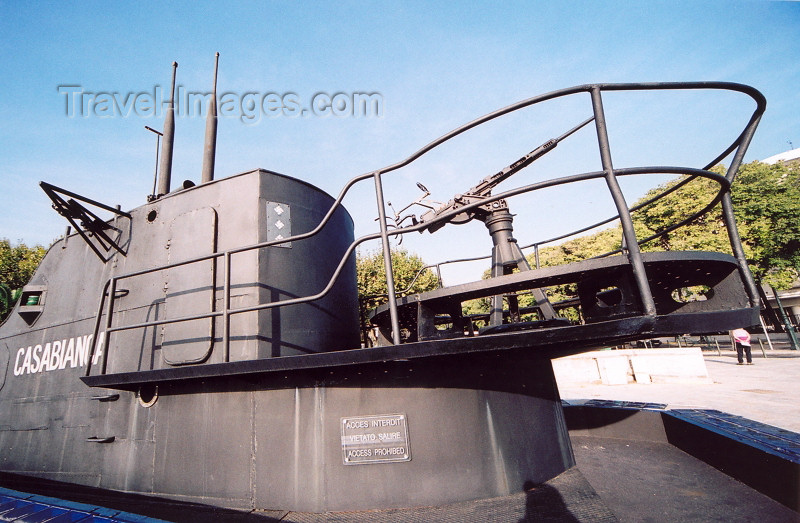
[[418, 115, 596, 231], [468, 115, 596, 197]]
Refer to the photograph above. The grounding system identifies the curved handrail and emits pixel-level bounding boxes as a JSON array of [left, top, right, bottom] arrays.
[[86, 82, 765, 375], [373, 166, 735, 297]]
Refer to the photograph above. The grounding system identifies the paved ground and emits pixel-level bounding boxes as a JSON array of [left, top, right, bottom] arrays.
[[557, 346, 800, 434]]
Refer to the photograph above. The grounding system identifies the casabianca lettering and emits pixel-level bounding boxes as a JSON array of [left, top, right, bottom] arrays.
[[13, 332, 104, 376]]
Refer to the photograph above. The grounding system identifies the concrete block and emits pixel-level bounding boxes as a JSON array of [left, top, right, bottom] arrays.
[[553, 347, 711, 386]]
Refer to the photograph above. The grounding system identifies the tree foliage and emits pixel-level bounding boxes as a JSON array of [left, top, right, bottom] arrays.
[[0, 239, 46, 321], [356, 248, 441, 340], [465, 161, 800, 318], [357, 248, 440, 310], [629, 161, 800, 288], [529, 161, 800, 289], [729, 162, 800, 287]]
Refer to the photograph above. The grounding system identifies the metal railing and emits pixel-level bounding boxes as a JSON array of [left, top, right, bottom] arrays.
[[86, 82, 766, 376]]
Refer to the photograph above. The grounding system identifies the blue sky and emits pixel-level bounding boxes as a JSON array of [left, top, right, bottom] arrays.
[[1, 1, 798, 284]]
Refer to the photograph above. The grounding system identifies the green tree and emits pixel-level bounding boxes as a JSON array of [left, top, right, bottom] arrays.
[[356, 248, 441, 339], [357, 248, 440, 312], [536, 226, 624, 267], [520, 161, 800, 290], [630, 161, 800, 288], [0, 239, 47, 321], [467, 161, 800, 321], [730, 162, 800, 288]]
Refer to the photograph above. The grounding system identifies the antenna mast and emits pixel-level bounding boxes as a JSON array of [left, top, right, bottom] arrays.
[[201, 52, 219, 184], [156, 61, 178, 197]]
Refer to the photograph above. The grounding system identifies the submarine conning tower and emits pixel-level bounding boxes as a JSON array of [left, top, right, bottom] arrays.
[[8, 167, 361, 366], [106, 168, 362, 368]]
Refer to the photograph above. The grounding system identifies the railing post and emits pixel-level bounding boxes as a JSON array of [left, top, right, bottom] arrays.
[[223, 251, 231, 362], [590, 86, 656, 316], [373, 172, 401, 344], [759, 315, 775, 350], [101, 277, 117, 375], [85, 280, 110, 377], [771, 285, 800, 351]]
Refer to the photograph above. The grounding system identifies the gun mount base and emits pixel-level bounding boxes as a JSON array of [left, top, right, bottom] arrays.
[[369, 251, 756, 347]]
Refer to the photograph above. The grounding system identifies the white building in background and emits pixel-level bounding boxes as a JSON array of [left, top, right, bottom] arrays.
[[762, 147, 800, 166]]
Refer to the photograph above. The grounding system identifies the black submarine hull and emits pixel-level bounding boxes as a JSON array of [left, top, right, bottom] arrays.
[[1, 169, 580, 514], [1, 399, 797, 522]]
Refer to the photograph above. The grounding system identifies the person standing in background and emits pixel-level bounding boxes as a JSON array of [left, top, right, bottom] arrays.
[[731, 328, 752, 365]]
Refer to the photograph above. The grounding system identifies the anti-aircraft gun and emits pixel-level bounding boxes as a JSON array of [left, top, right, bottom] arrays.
[[408, 117, 595, 329], [367, 84, 763, 350]]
